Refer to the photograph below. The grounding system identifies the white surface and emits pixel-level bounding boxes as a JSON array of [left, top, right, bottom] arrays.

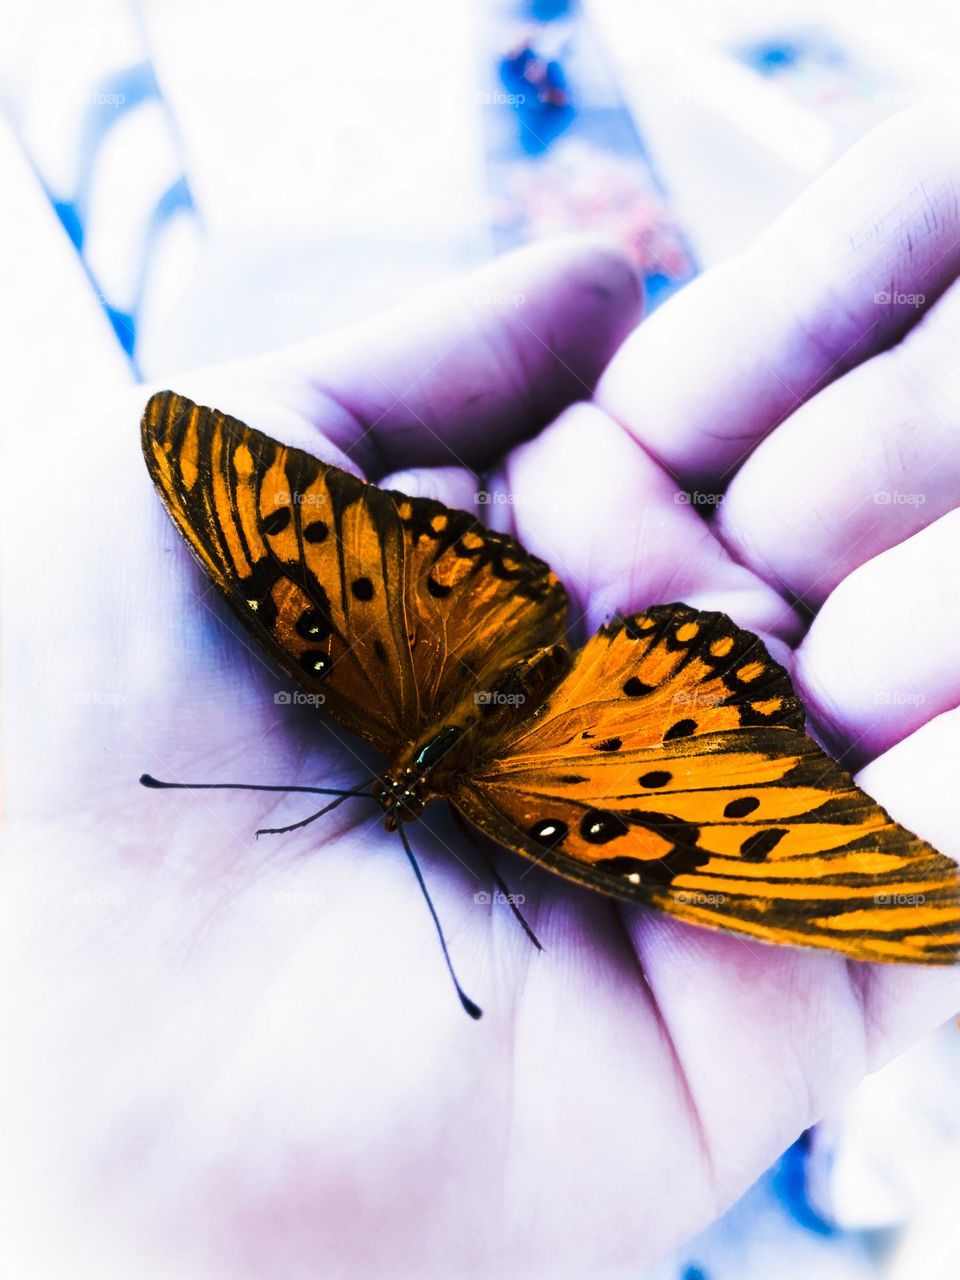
[[0, 115, 131, 424], [139, 0, 490, 372], [142, 0, 487, 239]]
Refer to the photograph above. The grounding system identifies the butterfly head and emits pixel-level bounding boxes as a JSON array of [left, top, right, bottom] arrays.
[[374, 769, 427, 831], [374, 726, 466, 829]]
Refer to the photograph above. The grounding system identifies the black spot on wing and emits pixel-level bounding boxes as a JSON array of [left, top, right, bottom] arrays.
[[580, 810, 630, 844], [295, 607, 333, 642], [262, 507, 291, 536], [724, 796, 760, 818], [530, 818, 568, 847], [623, 677, 654, 698], [664, 719, 697, 741], [426, 575, 452, 599], [740, 828, 788, 861], [299, 650, 332, 679], [303, 519, 329, 544]]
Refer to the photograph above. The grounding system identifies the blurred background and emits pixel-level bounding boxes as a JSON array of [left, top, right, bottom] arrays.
[[2, 1, 959, 1276]]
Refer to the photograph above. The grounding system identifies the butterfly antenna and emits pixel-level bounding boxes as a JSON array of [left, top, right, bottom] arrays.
[[446, 802, 543, 952], [397, 821, 482, 1020], [140, 774, 375, 837], [141, 774, 372, 799]]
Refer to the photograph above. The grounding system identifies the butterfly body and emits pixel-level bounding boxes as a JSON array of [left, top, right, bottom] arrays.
[[375, 643, 571, 829], [142, 391, 960, 971]]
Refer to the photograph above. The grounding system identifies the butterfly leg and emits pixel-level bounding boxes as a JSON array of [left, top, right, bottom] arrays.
[[255, 786, 375, 836], [396, 822, 483, 1020], [446, 801, 543, 952]]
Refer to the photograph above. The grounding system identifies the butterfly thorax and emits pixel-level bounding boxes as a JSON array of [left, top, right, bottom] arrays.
[[375, 644, 571, 830]]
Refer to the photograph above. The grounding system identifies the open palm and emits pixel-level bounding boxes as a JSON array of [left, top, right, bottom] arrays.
[[5, 100, 960, 1280]]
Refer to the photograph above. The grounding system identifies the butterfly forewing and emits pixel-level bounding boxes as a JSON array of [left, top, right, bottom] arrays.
[[141, 391, 568, 754], [453, 606, 960, 965]]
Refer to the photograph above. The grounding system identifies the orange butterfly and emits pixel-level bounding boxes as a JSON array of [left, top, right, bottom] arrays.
[[141, 391, 959, 1016]]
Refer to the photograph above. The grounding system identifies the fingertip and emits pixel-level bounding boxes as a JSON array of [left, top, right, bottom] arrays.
[[538, 234, 643, 318], [524, 234, 644, 349]]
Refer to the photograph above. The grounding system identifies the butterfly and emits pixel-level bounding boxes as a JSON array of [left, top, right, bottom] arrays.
[[141, 390, 960, 1016]]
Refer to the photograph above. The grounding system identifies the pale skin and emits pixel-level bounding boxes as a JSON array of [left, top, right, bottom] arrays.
[[5, 99, 960, 1279]]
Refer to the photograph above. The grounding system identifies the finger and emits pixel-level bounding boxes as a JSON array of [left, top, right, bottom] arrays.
[[595, 97, 960, 487], [377, 464, 479, 513], [719, 273, 960, 607], [794, 508, 960, 764], [854, 708, 960, 1062], [622, 905, 870, 1198], [264, 237, 641, 476], [497, 403, 799, 647]]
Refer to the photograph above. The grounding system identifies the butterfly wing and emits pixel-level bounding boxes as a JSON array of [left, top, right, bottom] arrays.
[[142, 391, 568, 754], [452, 605, 960, 964]]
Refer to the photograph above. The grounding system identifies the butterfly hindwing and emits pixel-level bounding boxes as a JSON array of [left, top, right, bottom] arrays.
[[142, 391, 568, 754], [453, 606, 960, 964]]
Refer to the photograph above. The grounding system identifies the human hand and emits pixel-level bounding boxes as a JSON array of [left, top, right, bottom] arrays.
[[5, 98, 960, 1280]]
